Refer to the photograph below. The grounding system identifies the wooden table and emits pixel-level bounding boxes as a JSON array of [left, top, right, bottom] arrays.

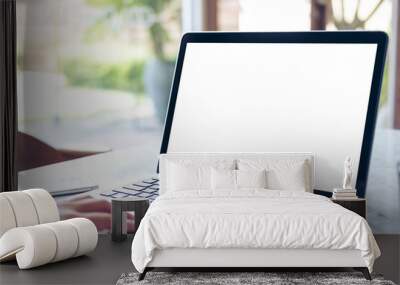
[[331, 198, 366, 218], [111, 197, 149, 242]]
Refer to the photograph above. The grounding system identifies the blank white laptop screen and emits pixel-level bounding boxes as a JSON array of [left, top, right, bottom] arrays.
[[167, 43, 378, 192]]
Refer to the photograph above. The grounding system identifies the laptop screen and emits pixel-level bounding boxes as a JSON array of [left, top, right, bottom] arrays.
[[166, 42, 378, 192]]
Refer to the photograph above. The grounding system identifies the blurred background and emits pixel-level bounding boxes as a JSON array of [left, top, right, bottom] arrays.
[[16, 0, 399, 234]]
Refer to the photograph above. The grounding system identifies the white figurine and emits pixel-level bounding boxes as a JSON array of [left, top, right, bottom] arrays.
[[342, 156, 353, 190]]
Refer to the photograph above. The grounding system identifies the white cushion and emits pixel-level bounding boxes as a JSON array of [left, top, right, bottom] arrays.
[[236, 169, 267, 189], [238, 159, 311, 192], [211, 169, 268, 190], [0, 190, 60, 238], [0, 218, 97, 269], [1, 192, 39, 227], [0, 196, 16, 237], [24, 189, 59, 224], [0, 226, 57, 269], [167, 163, 211, 191], [42, 221, 79, 262], [211, 169, 236, 190], [159, 153, 314, 194], [0, 189, 98, 269], [164, 158, 235, 192], [65, 218, 98, 257]]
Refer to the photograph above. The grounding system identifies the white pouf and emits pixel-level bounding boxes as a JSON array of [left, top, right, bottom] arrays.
[[24, 188, 60, 223], [0, 189, 98, 269], [0, 218, 98, 269], [65, 218, 98, 257], [42, 221, 79, 262], [1, 191, 40, 227], [0, 189, 59, 236], [0, 196, 17, 237]]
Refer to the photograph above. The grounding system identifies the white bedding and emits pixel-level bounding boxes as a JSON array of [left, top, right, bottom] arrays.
[[131, 190, 380, 273]]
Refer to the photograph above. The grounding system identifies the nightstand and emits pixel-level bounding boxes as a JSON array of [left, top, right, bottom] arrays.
[[331, 198, 366, 218], [111, 197, 149, 242]]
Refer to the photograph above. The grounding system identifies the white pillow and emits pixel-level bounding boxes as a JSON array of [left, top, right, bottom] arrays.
[[164, 158, 235, 192], [237, 159, 310, 192], [236, 169, 267, 189], [267, 165, 307, 191], [211, 169, 268, 190], [211, 168, 236, 190], [167, 162, 211, 191]]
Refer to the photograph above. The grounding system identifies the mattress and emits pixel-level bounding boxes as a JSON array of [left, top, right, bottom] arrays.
[[131, 190, 380, 272]]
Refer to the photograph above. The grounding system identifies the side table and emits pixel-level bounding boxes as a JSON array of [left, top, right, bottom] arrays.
[[111, 197, 149, 242], [331, 198, 366, 218]]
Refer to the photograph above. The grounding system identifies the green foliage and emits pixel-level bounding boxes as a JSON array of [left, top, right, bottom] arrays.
[[379, 60, 389, 108], [85, 0, 175, 60], [86, 0, 170, 13], [62, 58, 145, 96]]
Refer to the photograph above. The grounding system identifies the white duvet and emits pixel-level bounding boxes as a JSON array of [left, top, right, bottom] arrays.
[[131, 190, 380, 273]]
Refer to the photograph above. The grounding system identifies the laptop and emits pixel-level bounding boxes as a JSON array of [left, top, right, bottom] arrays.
[[100, 31, 387, 201]]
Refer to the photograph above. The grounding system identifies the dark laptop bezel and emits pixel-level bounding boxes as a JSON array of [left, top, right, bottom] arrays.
[[159, 31, 388, 198]]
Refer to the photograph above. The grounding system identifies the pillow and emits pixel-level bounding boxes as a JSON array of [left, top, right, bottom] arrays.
[[211, 168, 236, 190], [267, 164, 307, 191], [164, 158, 235, 193], [237, 159, 310, 192], [211, 169, 268, 190], [167, 162, 211, 191], [236, 169, 267, 189]]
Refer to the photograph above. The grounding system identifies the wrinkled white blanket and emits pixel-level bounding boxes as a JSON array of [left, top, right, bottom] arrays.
[[131, 190, 380, 272]]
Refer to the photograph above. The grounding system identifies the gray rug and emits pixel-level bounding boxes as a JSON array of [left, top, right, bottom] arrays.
[[116, 272, 396, 285]]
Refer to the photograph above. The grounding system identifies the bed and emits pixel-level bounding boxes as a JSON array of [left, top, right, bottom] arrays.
[[131, 153, 380, 280]]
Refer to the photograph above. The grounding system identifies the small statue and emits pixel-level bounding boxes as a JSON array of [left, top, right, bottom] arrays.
[[342, 156, 353, 190]]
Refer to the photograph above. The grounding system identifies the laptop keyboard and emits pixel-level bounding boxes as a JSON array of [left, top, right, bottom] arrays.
[[100, 177, 159, 202]]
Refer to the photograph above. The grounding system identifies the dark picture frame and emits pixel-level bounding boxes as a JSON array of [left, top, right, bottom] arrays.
[[159, 31, 388, 198]]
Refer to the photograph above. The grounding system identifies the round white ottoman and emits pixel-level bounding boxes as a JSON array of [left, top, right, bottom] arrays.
[[0, 218, 98, 269]]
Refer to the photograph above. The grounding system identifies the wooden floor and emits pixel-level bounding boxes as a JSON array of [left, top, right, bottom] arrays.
[[1, 235, 398, 285]]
